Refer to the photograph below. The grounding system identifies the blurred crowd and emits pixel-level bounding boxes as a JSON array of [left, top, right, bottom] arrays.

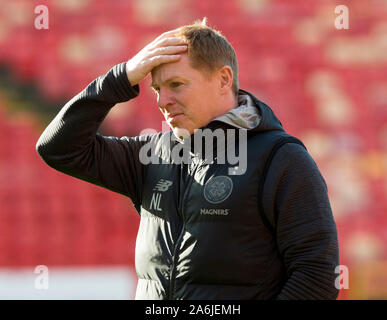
[[0, 0, 386, 299]]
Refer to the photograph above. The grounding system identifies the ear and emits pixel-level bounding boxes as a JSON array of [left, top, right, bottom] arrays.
[[218, 65, 234, 95]]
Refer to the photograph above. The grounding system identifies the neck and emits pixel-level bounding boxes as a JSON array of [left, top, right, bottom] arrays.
[[215, 91, 238, 118]]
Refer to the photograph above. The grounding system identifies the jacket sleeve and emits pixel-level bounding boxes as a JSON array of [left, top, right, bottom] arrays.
[[36, 62, 148, 211], [262, 143, 340, 300]]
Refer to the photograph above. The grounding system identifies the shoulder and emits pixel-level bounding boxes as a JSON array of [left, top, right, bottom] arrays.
[[248, 131, 315, 168], [272, 142, 315, 167], [268, 141, 327, 190]]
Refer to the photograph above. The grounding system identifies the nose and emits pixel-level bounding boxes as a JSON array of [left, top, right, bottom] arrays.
[[157, 89, 175, 111]]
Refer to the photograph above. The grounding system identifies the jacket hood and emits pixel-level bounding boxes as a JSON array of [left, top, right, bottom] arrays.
[[157, 89, 285, 161], [211, 89, 284, 133]]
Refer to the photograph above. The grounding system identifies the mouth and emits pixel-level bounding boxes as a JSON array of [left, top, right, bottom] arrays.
[[167, 113, 185, 123]]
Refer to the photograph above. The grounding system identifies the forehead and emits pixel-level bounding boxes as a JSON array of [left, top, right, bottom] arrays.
[[151, 54, 204, 85]]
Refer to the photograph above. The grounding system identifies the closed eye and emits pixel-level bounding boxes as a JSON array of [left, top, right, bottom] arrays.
[[170, 82, 183, 88]]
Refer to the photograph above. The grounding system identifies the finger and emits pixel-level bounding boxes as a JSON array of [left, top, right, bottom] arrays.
[[152, 37, 188, 50], [155, 28, 181, 41], [148, 54, 182, 69], [151, 45, 188, 57]]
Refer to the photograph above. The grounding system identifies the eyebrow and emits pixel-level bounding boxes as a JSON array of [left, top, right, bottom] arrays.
[[150, 76, 183, 89]]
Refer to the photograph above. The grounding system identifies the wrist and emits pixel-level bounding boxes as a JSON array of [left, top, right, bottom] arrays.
[[125, 61, 139, 87]]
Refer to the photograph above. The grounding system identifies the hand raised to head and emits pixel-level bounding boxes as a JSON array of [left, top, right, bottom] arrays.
[[125, 29, 188, 86]]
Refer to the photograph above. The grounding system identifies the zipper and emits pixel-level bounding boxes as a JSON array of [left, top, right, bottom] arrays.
[[168, 221, 186, 299], [168, 161, 197, 299], [168, 162, 185, 299]]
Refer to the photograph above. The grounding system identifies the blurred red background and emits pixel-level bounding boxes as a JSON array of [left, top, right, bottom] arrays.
[[0, 0, 386, 299]]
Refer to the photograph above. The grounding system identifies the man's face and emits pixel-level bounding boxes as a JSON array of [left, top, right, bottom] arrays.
[[151, 54, 220, 138]]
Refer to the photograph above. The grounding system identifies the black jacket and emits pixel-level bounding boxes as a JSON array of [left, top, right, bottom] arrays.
[[36, 62, 340, 299]]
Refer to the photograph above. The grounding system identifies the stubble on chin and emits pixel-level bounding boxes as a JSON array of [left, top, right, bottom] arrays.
[[172, 127, 191, 141]]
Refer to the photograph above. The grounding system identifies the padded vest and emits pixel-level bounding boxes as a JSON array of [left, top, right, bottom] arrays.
[[134, 124, 305, 300]]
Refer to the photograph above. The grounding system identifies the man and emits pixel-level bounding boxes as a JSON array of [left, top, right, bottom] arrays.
[[36, 19, 339, 300]]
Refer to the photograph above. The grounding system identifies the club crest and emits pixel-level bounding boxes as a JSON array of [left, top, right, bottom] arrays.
[[203, 176, 233, 204]]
